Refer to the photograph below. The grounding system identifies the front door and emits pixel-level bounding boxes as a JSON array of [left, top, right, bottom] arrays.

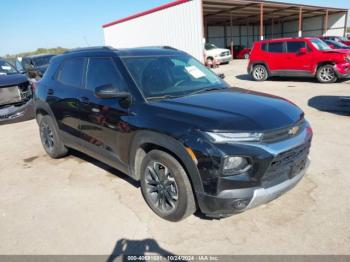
[[266, 41, 288, 72], [78, 56, 131, 171], [284, 41, 314, 75]]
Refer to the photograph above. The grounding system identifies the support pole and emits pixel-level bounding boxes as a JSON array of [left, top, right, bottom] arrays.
[[230, 13, 234, 58], [298, 7, 303, 37], [344, 11, 348, 37], [246, 19, 249, 47], [260, 3, 264, 40], [323, 9, 329, 36], [271, 17, 274, 39]]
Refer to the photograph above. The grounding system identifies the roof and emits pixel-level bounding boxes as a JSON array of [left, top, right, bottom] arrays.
[[203, 0, 348, 25], [115, 46, 183, 57], [24, 53, 55, 59], [56, 46, 183, 58], [102, 0, 348, 28], [103, 0, 190, 28]]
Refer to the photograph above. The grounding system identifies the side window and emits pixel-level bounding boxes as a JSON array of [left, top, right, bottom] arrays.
[[57, 58, 85, 88], [86, 58, 126, 92], [261, 43, 268, 51], [268, 42, 284, 53], [286, 41, 306, 53]]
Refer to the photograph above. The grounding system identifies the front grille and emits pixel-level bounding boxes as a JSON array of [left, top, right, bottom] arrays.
[[220, 51, 230, 57], [262, 141, 311, 187], [262, 120, 305, 143]]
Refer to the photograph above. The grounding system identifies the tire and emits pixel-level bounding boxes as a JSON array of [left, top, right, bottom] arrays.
[[252, 64, 268, 81], [206, 57, 214, 68], [38, 115, 68, 158], [244, 53, 250, 59], [316, 64, 338, 83], [140, 150, 196, 222]]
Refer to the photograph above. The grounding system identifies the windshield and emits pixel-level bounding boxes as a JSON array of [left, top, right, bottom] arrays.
[[32, 55, 54, 67], [311, 39, 332, 51], [205, 43, 218, 50], [0, 60, 18, 75], [327, 40, 348, 48], [122, 54, 228, 100]]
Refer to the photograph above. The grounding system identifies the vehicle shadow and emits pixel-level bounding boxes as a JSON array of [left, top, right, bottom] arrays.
[[308, 96, 350, 116], [69, 149, 140, 188], [235, 74, 318, 83], [107, 238, 180, 262]]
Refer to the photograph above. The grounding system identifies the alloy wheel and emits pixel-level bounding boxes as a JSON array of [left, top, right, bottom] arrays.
[[253, 66, 266, 80], [144, 161, 179, 213], [319, 67, 336, 82], [40, 121, 54, 151]]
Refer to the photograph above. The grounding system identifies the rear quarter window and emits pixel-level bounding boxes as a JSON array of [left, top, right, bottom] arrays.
[[268, 42, 284, 53], [56, 57, 85, 88]]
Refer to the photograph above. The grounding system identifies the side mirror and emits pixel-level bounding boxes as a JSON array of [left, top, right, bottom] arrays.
[[329, 44, 335, 49], [95, 84, 129, 99], [299, 47, 308, 54]]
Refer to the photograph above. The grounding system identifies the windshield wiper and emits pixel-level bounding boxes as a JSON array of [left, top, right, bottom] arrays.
[[147, 94, 182, 101], [187, 87, 224, 96]]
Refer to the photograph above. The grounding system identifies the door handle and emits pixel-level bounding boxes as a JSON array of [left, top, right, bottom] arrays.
[[47, 89, 54, 95], [79, 97, 90, 103]]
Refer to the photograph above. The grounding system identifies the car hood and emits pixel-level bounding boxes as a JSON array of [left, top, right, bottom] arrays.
[[322, 49, 350, 54], [152, 88, 304, 132], [0, 74, 28, 88]]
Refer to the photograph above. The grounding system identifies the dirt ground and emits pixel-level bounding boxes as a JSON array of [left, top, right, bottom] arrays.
[[0, 60, 349, 256]]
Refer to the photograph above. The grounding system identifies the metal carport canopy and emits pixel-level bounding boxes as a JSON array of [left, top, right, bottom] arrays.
[[203, 0, 348, 38]]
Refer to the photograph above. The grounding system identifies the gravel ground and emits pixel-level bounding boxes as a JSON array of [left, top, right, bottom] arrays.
[[0, 60, 349, 256]]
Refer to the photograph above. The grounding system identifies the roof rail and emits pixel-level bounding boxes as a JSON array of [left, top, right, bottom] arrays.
[[64, 46, 116, 54]]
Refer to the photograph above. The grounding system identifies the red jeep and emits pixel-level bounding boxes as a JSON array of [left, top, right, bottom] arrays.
[[248, 37, 350, 83]]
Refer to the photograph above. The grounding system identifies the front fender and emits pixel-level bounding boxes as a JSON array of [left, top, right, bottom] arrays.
[[128, 130, 204, 195]]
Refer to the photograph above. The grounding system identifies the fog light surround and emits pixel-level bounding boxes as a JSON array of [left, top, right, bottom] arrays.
[[222, 156, 251, 175]]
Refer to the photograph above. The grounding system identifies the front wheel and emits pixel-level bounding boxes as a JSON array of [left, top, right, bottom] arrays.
[[140, 150, 196, 222], [252, 64, 268, 81], [316, 65, 338, 83]]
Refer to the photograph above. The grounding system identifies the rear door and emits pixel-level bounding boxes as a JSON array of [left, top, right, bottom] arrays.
[[48, 57, 86, 141], [77, 56, 130, 171], [266, 41, 287, 72], [285, 41, 313, 75]]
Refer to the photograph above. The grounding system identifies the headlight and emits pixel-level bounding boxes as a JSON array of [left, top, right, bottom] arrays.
[[205, 132, 263, 143], [223, 156, 251, 174]]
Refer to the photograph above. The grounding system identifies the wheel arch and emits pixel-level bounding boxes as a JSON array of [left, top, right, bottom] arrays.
[[128, 130, 204, 195], [34, 101, 59, 130], [249, 61, 271, 74]]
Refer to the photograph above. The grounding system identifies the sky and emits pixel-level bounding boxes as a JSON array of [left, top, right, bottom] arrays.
[[1, 0, 349, 56]]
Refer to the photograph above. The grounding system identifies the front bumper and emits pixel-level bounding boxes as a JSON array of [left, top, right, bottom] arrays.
[[215, 55, 232, 64], [0, 100, 34, 124], [194, 124, 312, 217], [197, 159, 309, 216], [335, 63, 350, 78]]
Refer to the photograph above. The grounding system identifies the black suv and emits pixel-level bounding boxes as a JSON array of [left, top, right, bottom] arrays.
[[34, 47, 312, 221]]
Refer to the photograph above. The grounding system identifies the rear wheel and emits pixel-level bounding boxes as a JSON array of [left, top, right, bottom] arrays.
[[39, 115, 68, 158], [316, 64, 338, 83], [140, 150, 196, 222], [252, 64, 268, 81]]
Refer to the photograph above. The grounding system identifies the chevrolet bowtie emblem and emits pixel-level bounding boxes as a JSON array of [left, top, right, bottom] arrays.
[[289, 126, 300, 135]]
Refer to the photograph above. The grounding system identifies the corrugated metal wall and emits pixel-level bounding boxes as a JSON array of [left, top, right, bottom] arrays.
[[208, 13, 346, 49], [103, 0, 204, 61]]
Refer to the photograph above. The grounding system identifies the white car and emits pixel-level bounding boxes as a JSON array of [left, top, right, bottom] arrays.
[[204, 43, 232, 65]]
